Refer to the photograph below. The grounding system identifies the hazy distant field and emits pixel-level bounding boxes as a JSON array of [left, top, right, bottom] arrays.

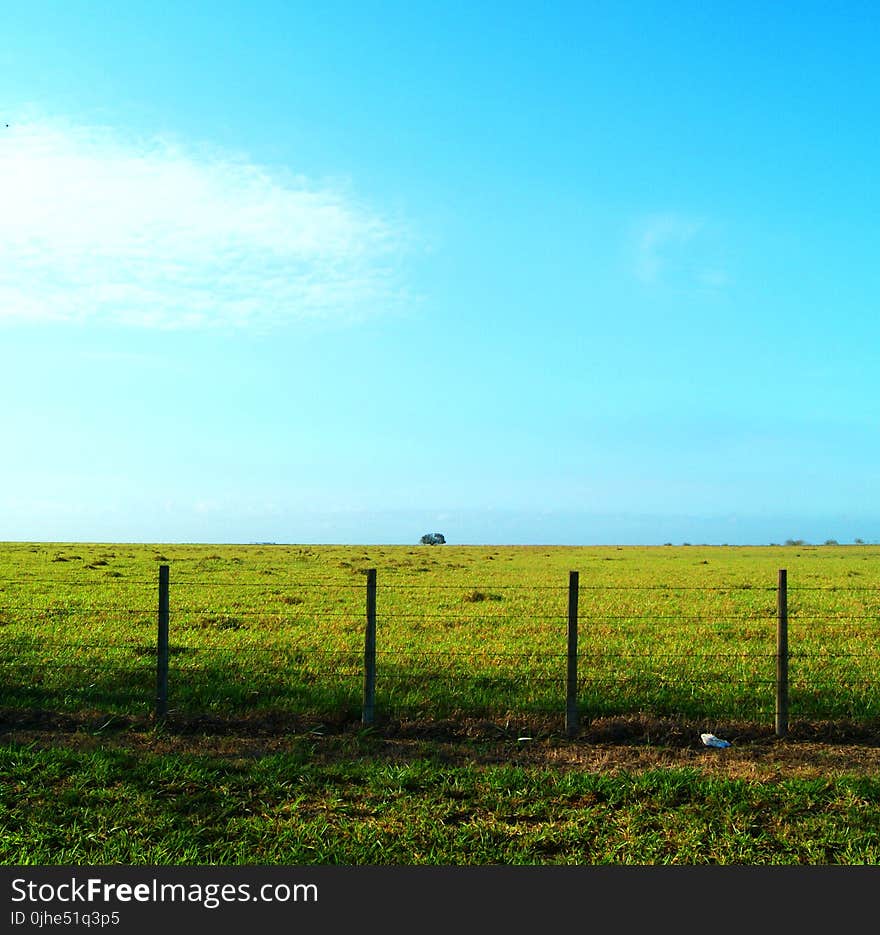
[[2, 541, 879, 727]]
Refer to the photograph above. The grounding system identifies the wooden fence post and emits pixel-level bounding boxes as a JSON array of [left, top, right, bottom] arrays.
[[566, 570, 580, 738], [363, 568, 377, 726], [156, 564, 169, 719], [776, 568, 788, 738]]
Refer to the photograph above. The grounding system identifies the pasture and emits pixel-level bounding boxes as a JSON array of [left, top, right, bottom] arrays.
[[1, 541, 879, 728], [4, 541, 880, 865]]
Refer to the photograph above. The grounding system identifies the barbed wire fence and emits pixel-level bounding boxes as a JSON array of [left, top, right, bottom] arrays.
[[1, 565, 879, 735]]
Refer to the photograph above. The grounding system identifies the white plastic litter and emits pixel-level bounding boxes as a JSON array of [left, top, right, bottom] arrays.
[[700, 733, 731, 748]]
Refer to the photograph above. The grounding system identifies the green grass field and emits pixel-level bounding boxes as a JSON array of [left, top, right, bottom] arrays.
[[5, 741, 880, 865], [3, 542, 880, 865], [1, 541, 879, 726]]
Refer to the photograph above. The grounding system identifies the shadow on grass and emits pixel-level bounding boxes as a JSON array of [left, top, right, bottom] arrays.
[[1, 654, 879, 744]]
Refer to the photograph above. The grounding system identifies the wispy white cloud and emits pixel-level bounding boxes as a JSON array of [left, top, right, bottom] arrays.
[[635, 214, 703, 284], [0, 116, 410, 329], [633, 213, 730, 291]]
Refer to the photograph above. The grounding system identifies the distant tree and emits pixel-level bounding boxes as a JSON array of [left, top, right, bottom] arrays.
[[855, 538, 865, 545], [824, 539, 839, 546], [420, 533, 446, 545]]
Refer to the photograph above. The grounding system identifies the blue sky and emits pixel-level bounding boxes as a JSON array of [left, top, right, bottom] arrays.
[[2, 1, 878, 545]]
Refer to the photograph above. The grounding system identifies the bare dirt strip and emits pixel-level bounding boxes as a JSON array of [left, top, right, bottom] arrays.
[[4, 709, 880, 781]]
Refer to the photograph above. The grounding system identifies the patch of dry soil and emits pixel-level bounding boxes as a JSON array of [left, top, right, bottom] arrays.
[[4, 709, 880, 780]]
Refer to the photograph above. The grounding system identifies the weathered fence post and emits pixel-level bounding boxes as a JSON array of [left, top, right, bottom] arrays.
[[566, 570, 580, 738], [156, 564, 170, 719], [776, 568, 788, 738], [363, 568, 377, 726]]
